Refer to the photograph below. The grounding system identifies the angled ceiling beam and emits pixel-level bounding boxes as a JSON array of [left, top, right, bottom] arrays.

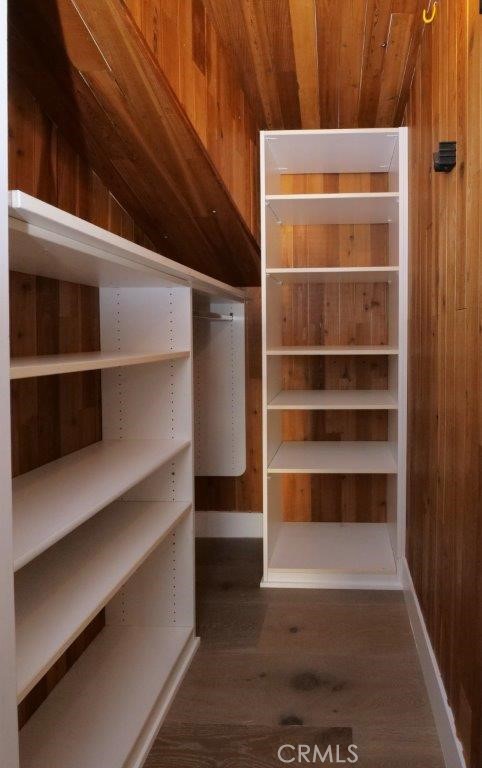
[[9, 0, 260, 286]]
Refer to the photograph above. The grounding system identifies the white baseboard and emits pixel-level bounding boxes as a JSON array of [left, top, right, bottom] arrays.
[[195, 511, 262, 538], [401, 558, 466, 768]]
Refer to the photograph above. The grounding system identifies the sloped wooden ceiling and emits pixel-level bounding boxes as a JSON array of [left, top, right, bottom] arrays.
[[9, 0, 260, 286], [204, 0, 426, 128]]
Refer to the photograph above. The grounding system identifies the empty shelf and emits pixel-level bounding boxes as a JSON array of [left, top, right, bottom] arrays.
[[269, 522, 396, 574], [13, 438, 190, 570], [268, 441, 397, 474], [15, 499, 191, 701], [268, 390, 398, 410], [266, 267, 399, 283], [19, 625, 195, 768], [10, 350, 190, 379], [264, 130, 398, 175], [267, 345, 398, 356], [9, 190, 244, 299], [266, 193, 398, 225]]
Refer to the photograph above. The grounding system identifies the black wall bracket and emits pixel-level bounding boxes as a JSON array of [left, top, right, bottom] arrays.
[[433, 141, 456, 173]]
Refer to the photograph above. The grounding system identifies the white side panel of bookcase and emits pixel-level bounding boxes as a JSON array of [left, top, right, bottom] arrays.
[[194, 301, 246, 476], [396, 127, 408, 560], [0, 0, 19, 763], [106, 512, 194, 631], [100, 285, 195, 633]]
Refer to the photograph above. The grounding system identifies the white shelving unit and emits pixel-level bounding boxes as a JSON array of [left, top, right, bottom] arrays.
[[1, 191, 245, 768], [261, 128, 408, 590]]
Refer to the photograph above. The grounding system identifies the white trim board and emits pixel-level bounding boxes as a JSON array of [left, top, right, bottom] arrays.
[[195, 511, 262, 538], [401, 558, 466, 768]]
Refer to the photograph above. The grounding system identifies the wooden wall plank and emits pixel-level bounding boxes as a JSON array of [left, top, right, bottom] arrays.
[[406, 2, 482, 765], [205, 0, 424, 129]]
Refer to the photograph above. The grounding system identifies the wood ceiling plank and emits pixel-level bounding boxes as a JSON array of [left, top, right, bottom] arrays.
[[203, 0, 267, 126], [241, 0, 284, 128], [288, 0, 320, 128], [358, 0, 393, 127], [262, 0, 302, 128], [203, 0, 424, 130], [376, 13, 414, 126], [315, 0, 341, 128], [338, 0, 368, 127]]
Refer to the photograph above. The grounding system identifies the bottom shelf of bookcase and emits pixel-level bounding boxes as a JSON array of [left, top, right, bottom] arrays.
[[263, 522, 400, 590], [19, 625, 199, 768]]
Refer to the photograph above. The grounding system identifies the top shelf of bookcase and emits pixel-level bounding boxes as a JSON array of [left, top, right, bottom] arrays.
[[263, 129, 399, 175], [8, 191, 245, 300]]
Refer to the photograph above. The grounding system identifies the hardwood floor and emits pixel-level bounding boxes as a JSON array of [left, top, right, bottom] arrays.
[[145, 539, 444, 768]]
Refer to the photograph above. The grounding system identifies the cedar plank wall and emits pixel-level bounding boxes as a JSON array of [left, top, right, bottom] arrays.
[[9, 72, 155, 726], [123, 0, 260, 240], [405, 1, 482, 766]]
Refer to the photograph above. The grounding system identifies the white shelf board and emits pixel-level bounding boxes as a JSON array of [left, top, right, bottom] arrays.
[[268, 441, 397, 474], [13, 438, 190, 571], [15, 499, 191, 701], [263, 129, 399, 175], [268, 522, 397, 574], [266, 266, 399, 283], [19, 625, 195, 768], [10, 350, 189, 379], [268, 390, 398, 410], [267, 345, 398, 356], [9, 190, 244, 300], [266, 193, 398, 225]]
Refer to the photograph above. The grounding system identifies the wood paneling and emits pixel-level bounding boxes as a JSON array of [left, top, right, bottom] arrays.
[[405, 1, 482, 766], [123, 0, 260, 242], [204, 0, 425, 129], [9, 0, 260, 286]]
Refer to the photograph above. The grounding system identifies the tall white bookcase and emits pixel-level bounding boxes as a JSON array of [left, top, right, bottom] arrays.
[[261, 128, 408, 590], [0, 191, 244, 768]]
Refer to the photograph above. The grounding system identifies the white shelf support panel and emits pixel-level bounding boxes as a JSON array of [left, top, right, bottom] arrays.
[[193, 297, 246, 476], [261, 128, 408, 590], [0, 3, 19, 765]]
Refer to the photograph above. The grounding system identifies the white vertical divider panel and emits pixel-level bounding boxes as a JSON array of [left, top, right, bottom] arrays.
[[395, 127, 409, 561], [0, 0, 19, 763], [261, 133, 270, 582], [193, 299, 246, 477], [100, 285, 195, 634]]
